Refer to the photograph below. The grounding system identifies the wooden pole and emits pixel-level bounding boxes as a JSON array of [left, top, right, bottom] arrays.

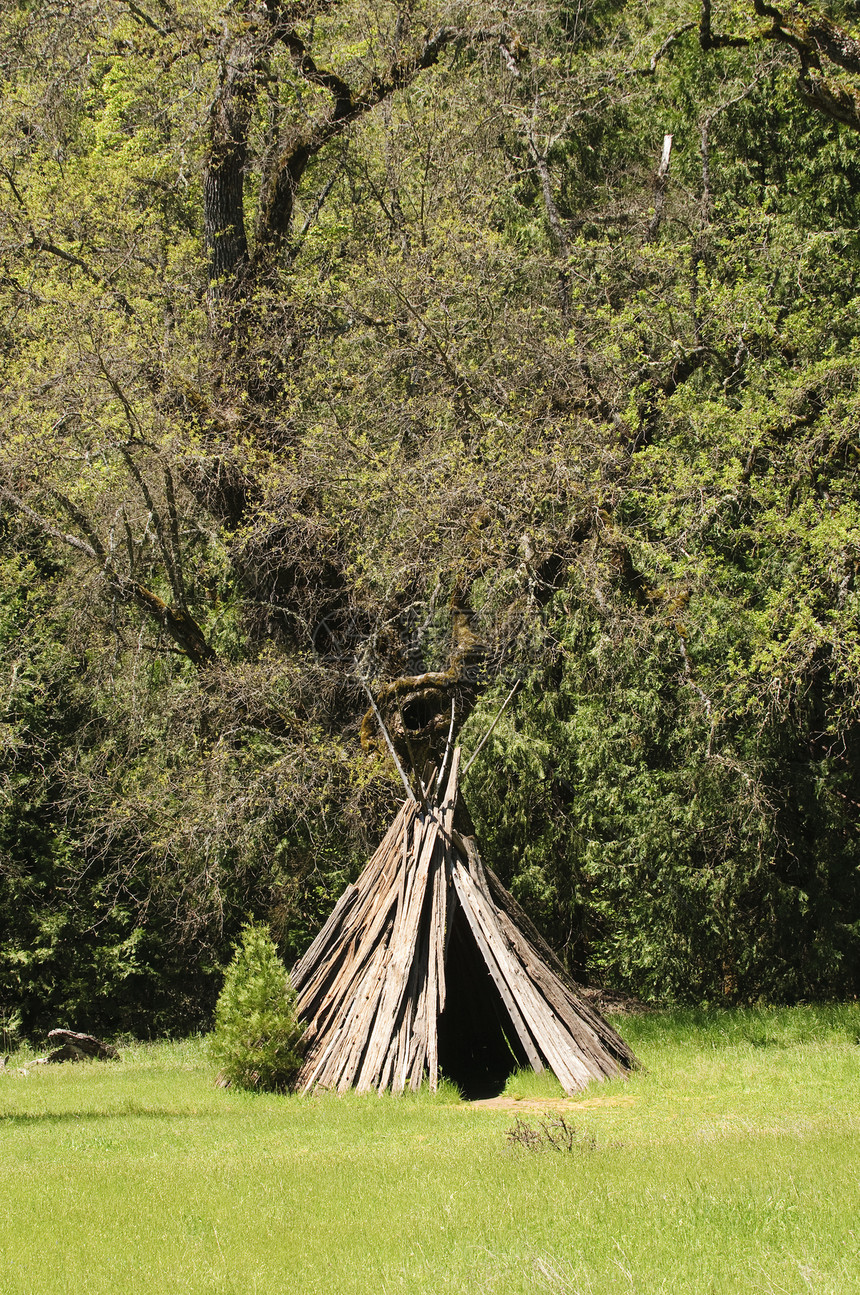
[[356, 668, 417, 803], [434, 700, 457, 804], [462, 681, 520, 778]]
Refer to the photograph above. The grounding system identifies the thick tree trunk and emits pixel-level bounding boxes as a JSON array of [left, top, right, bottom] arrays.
[[204, 152, 249, 287], [203, 32, 258, 297]]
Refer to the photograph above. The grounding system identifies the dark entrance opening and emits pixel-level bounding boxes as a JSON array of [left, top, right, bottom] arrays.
[[437, 902, 531, 1099]]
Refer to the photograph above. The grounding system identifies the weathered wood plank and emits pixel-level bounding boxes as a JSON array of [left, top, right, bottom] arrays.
[[453, 857, 596, 1090], [494, 908, 629, 1078], [290, 884, 360, 994], [334, 933, 396, 1092], [296, 888, 399, 1049], [298, 926, 391, 1093], [453, 864, 597, 1092], [449, 858, 545, 1075], [356, 814, 439, 1093], [296, 833, 410, 1021], [293, 802, 415, 989], [293, 816, 415, 1021]]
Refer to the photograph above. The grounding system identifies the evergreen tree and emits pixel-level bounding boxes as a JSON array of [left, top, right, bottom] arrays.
[[209, 924, 304, 1092]]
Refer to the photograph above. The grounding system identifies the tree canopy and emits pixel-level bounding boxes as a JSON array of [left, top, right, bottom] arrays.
[[1, 0, 859, 1034]]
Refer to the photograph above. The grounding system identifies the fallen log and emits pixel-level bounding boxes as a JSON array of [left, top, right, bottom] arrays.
[[46, 1030, 120, 1062]]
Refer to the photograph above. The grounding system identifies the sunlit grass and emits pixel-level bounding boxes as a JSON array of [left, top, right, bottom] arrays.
[[1, 1005, 859, 1293]]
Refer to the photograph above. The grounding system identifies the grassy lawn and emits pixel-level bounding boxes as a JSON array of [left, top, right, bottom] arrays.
[[1, 1005, 859, 1294]]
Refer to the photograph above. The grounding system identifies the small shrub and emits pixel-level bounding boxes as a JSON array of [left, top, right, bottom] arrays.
[[209, 924, 304, 1092], [506, 1114, 619, 1153]]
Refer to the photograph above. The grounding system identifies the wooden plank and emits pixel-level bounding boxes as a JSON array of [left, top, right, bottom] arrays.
[[355, 814, 439, 1092], [397, 808, 409, 916], [379, 920, 424, 1097], [407, 1013, 429, 1091], [293, 804, 420, 1021], [435, 754, 456, 1019], [296, 887, 398, 1044], [454, 858, 597, 1092], [407, 1013, 424, 1076], [483, 861, 574, 982], [418, 840, 443, 1091], [324, 916, 397, 1093], [483, 857, 635, 1066], [373, 922, 422, 1092], [392, 933, 423, 1096], [298, 841, 408, 1020], [459, 833, 494, 906], [423, 845, 438, 1089], [334, 933, 396, 1092], [455, 863, 580, 1088], [443, 873, 459, 966], [297, 924, 391, 1093], [496, 912, 608, 1051], [460, 837, 637, 1081], [493, 909, 632, 1079], [290, 884, 360, 994], [379, 996, 414, 1095], [427, 835, 447, 1080], [403, 920, 430, 1094], [497, 910, 618, 1080], [449, 859, 545, 1074], [443, 747, 460, 804], [454, 864, 595, 1092], [380, 821, 427, 1095], [297, 858, 409, 1076], [453, 828, 629, 1082], [391, 983, 412, 1095]]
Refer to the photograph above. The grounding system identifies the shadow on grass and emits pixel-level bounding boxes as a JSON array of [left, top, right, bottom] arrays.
[[0, 1109, 206, 1125]]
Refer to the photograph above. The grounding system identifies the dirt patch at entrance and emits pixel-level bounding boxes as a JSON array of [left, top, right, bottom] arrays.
[[465, 1094, 639, 1112]]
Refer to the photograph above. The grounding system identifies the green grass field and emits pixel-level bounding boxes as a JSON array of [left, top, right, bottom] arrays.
[[2, 1006, 859, 1294]]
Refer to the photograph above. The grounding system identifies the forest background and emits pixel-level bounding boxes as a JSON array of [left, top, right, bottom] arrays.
[[1, 0, 859, 1040]]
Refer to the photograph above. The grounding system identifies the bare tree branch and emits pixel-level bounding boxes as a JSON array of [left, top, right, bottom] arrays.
[[698, 0, 860, 134], [27, 236, 136, 317], [252, 28, 459, 262], [0, 486, 216, 667], [0, 485, 101, 562], [797, 69, 860, 130], [636, 21, 697, 75], [700, 0, 750, 51]]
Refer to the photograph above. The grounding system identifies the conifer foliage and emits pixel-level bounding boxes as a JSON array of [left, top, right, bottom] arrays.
[[209, 925, 304, 1092]]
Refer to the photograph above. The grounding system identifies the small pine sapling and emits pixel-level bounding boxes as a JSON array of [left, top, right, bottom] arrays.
[[209, 924, 304, 1091]]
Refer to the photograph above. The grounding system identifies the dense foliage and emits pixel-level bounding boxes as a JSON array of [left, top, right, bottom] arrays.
[[1, 0, 858, 1033], [209, 923, 304, 1091]]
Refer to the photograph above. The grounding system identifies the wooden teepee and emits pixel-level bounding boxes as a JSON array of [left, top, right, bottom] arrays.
[[290, 749, 638, 1096]]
